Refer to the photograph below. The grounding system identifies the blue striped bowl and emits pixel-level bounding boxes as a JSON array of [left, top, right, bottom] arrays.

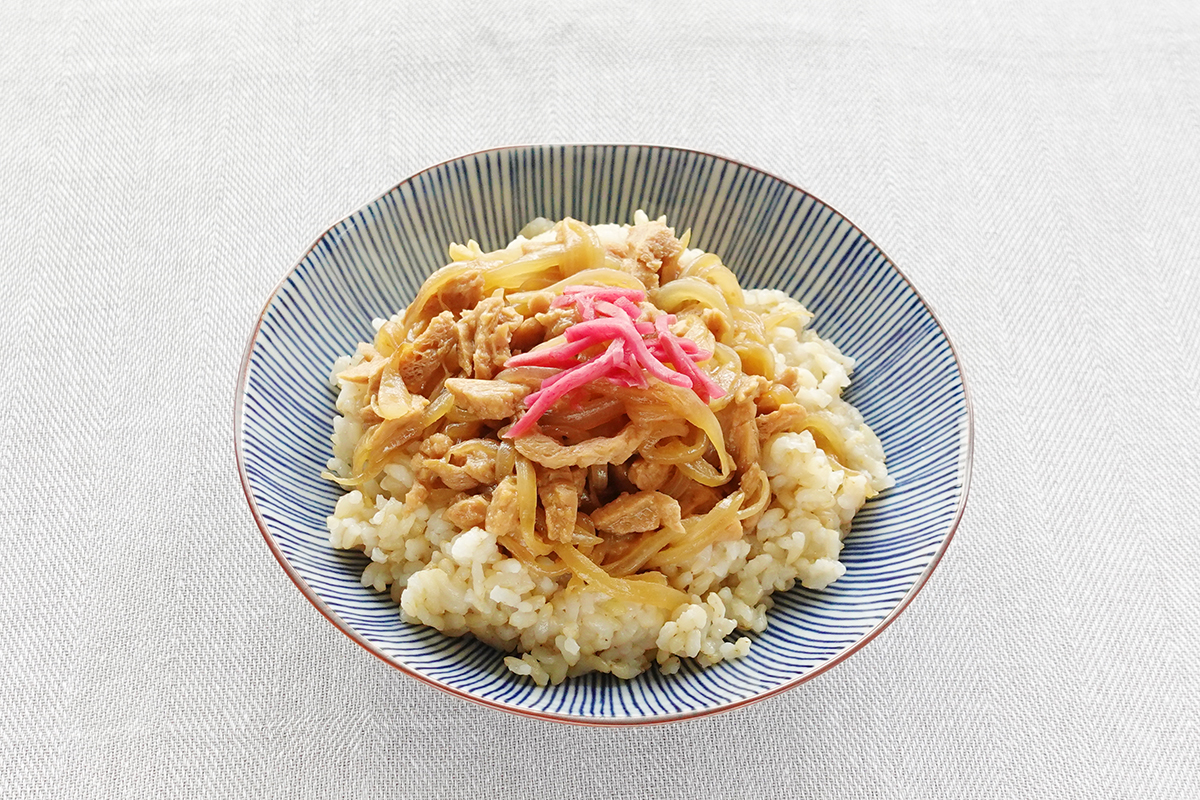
[[235, 145, 972, 725]]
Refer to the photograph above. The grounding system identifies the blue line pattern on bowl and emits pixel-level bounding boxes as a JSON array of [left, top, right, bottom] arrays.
[[237, 145, 971, 723]]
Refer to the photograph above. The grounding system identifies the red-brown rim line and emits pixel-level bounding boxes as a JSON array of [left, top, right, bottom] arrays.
[[233, 143, 975, 727]]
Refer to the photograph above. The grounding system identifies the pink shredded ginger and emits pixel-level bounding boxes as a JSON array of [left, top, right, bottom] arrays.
[[503, 285, 724, 438]]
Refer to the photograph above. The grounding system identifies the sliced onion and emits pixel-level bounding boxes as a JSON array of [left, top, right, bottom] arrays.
[[554, 543, 688, 609], [495, 441, 516, 480], [617, 380, 735, 485], [541, 396, 625, 429], [483, 246, 566, 291], [645, 491, 745, 568], [498, 535, 569, 578], [804, 415, 851, 467], [737, 468, 772, 521], [494, 366, 561, 387], [419, 389, 455, 428], [560, 219, 606, 276], [516, 455, 553, 556], [677, 456, 729, 487], [402, 263, 480, 332], [639, 425, 707, 465], [540, 268, 646, 295]]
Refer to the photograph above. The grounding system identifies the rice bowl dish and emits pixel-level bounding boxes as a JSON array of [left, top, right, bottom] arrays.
[[320, 212, 891, 685]]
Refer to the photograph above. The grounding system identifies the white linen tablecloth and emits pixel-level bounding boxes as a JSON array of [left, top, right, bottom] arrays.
[[2, 1, 1197, 796]]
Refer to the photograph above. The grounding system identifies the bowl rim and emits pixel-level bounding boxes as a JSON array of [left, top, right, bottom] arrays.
[[233, 143, 975, 726]]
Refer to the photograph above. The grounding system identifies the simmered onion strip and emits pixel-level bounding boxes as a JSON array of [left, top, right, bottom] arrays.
[[483, 246, 566, 291], [760, 383, 797, 413], [513, 420, 655, 469], [326, 416, 422, 487], [737, 468, 772, 521], [733, 340, 776, 379], [419, 389, 455, 429], [571, 514, 604, 547], [639, 424, 707, 465], [442, 420, 485, 441], [645, 491, 745, 569], [561, 218, 606, 276], [540, 267, 646, 294], [703, 343, 743, 400], [617, 380, 735, 485], [373, 319, 405, 358], [728, 306, 775, 379], [498, 535, 569, 578], [540, 395, 625, 430], [651, 277, 732, 319], [555, 543, 689, 609], [376, 356, 428, 420], [401, 262, 480, 332], [657, 464, 696, 500], [602, 530, 675, 577], [677, 457, 729, 488], [803, 415, 851, 468], [680, 253, 744, 307], [601, 522, 687, 577], [516, 455, 553, 556], [494, 366, 560, 388], [494, 440, 516, 480], [448, 438, 500, 460]]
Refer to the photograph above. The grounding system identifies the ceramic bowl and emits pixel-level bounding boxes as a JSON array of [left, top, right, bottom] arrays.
[[235, 144, 973, 724]]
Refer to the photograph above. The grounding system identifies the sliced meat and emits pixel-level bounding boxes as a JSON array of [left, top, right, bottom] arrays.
[[776, 366, 806, 396], [375, 357, 429, 423], [414, 455, 474, 491], [444, 493, 489, 530], [627, 458, 673, 492], [471, 291, 523, 379], [713, 374, 766, 474], [485, 476, 520, 539], [592, 491, 683, 536], [450, 443, 498, 484], [670, 312, 717, 354], [537, 467, 583, 543], [523, 291, 555, 316], [358, 403, 384, 426], [509, 317, 545, 353], [734, 374, 770, 403], [402, 482, 430, 514], [394, 311, 459, 394], [407, 266, 485, 326], [414, 440, 497, 491], [674, 483, 723, 517], [723, 391, 760, 475], [624, 221, 682, 289], [336, 351, 384, 383], [512, 420, 683, 469], [444, 378, 530, 420], [701, 307, 732, 339], [419, 432, 453, 459], [757, 403, 807, 440], [533, 305, 577, 339], [454, 315, 476, 376], [439, 269, 484, 315]]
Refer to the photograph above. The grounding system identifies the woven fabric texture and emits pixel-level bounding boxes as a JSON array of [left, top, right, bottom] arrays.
[[1, 1, 1197, 797]]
